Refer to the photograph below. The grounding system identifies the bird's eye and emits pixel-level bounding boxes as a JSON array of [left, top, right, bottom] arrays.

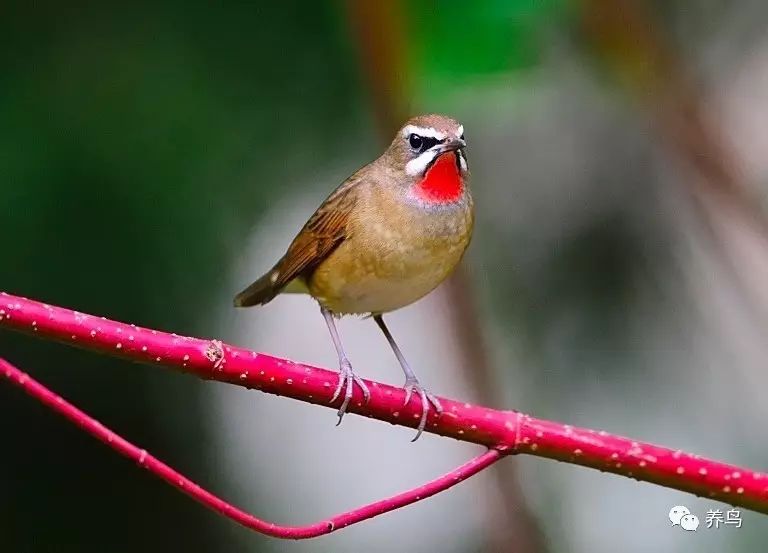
[[408, 133, 440, 153], [460, 134, 465, 141]]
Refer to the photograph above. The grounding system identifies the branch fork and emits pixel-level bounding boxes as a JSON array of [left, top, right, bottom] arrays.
[[1, 290, 767, 540]]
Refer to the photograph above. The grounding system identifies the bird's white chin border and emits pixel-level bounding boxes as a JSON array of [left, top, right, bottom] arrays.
[[458, 150, 467, 172], [405, 149, 440, 176]]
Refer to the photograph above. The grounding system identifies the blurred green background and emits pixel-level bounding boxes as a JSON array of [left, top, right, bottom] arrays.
[[2, 1, 768, 552]]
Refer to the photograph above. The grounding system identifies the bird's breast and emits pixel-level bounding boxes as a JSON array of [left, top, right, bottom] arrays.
[[307, 186, 474, 315]]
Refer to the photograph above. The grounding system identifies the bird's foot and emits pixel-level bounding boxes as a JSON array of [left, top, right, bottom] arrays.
[[330, 358, 370, 424], [403, 377, 443, 442]]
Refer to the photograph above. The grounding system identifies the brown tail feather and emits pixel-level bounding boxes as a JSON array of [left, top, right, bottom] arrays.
[[233, 267, 283, 307]]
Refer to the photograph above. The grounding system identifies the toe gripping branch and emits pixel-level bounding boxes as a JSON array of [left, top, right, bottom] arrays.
[[1, 290, 768, 540]]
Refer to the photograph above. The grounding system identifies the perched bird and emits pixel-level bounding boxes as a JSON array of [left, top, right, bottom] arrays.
[[234, 114, 473, 440]]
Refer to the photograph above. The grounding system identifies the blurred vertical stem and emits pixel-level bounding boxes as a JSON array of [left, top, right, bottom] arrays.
[[581, 0, 768, 324], [343, 2, 547, 552]]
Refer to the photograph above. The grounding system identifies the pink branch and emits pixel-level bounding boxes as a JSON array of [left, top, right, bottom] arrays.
[[0, 356, 500, 539], [2, 290, 768, 522]]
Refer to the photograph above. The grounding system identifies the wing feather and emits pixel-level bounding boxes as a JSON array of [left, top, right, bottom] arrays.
[[233, 175, 362, 307]]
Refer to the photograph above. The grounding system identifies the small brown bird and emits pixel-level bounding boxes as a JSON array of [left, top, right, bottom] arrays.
[[234, 114, 473, 440]]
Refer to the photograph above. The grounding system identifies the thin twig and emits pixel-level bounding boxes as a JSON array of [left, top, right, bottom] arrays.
[[0, 354, 500, 538]]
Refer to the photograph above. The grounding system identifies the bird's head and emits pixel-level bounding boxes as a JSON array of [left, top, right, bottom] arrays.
[[382, 114, 468, 204]]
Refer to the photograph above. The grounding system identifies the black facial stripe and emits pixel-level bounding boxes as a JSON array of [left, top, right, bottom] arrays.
[[409, 133, 441, 154], [420, 137, 439, 152]]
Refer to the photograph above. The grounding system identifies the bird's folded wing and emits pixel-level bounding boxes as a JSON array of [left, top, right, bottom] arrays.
[[272, 180, 359, 289]]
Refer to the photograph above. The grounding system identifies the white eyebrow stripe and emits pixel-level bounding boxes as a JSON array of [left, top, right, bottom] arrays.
[[456, 124, 464, 137], [402, 124, 447, 140]]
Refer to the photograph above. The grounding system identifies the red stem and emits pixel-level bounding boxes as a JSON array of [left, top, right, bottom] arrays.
[[2, 290, 768, 520], [0, 355, 500, 539]]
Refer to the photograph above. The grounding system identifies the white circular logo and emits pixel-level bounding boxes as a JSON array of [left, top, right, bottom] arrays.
[[680, 514, 699, 531]]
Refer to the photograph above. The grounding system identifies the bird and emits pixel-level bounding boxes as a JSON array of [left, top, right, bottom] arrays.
[[234, 114, 473, 440]]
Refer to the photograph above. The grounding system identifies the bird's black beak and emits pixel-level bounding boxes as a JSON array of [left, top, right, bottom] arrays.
[[437, 137, 466, 153]]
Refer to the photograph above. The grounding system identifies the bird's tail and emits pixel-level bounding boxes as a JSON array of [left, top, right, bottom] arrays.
[[233, 267, 283, 307]]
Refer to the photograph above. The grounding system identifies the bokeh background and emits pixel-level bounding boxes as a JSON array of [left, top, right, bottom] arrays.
[[2, 1, 768, 551]]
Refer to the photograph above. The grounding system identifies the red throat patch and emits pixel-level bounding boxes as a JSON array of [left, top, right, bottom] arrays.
[[414, 152, 463, 203]]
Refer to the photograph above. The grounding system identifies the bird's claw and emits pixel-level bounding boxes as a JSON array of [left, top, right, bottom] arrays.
[[330, 358, 370, 424], [403, 377, 442, 441]]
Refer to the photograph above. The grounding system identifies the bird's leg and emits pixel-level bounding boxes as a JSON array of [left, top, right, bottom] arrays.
[[373, 315, 443, 441], [321, 307, 370, 424]]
